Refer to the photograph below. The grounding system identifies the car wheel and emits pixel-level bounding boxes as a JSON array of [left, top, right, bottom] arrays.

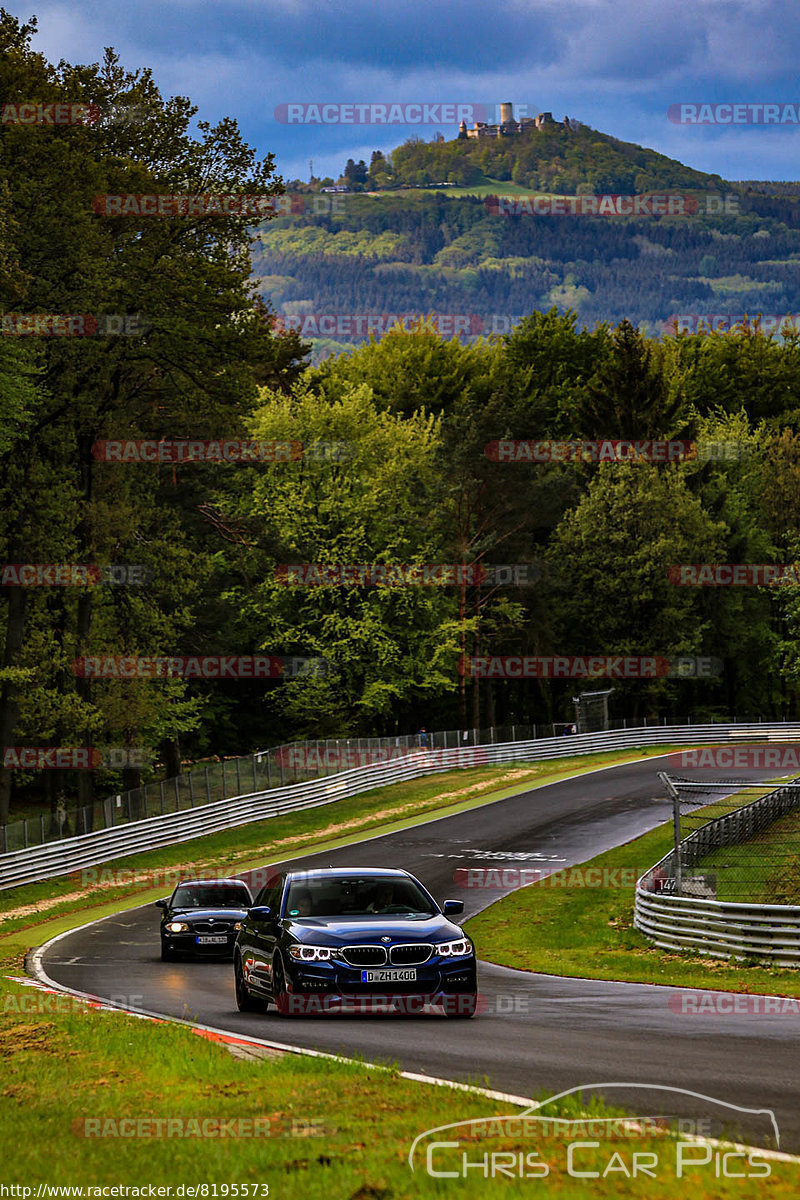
[[442, 993, 478, 1018], [272, 953, 294, 1016], [160, 942, 177, 962], [234, 955, 267, 1013]]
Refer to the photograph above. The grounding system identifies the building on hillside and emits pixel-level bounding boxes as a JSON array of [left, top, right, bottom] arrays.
[[458, 103, 573, 139]]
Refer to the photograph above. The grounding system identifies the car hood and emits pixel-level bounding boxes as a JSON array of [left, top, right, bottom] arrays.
[[284, 915, 466, 944], [167, 907, 249, 920]]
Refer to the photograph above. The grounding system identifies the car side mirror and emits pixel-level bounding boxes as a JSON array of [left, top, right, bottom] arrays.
[[155, 898, 168, 909], [443, 900, 464, 916], [248, 905, 272, 921]]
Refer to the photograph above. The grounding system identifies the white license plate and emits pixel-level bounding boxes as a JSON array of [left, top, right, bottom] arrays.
[[197, 935, 228, 944], [361, 968, 417, 982]]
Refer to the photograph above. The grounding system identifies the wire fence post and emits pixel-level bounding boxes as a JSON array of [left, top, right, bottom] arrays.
[[659, 772, 682, 896]]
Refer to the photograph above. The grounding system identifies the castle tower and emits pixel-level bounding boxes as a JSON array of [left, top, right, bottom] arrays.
[[499, 101, 514, 126], [458, 119, 468, 139]]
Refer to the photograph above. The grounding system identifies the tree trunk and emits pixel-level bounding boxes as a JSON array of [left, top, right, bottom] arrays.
[[0, 587, 28, 825]]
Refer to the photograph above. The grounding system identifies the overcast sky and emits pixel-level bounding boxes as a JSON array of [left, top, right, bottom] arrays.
[[10, 0, 800, 183]]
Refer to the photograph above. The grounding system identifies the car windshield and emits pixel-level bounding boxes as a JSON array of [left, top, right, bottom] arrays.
[[285, 877, 435, 918], [172, 885, 250, 909]]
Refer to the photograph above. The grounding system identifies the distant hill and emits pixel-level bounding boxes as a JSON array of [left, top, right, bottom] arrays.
[[261, 124, 800, 354], [384, 121, 729, 194]]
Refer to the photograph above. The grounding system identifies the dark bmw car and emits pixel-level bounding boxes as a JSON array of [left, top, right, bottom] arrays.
[[156, 878, 253, 961], [233, 867, 478, 1017]]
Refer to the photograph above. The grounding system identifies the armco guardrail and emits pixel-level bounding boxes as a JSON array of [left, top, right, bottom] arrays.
[[4, 721, 800, 891], [0, 715, 693, 854], [634, 776, 800, 965]]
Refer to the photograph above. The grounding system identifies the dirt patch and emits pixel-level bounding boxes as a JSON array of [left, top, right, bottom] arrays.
[[0, 1021, 60, 1055]]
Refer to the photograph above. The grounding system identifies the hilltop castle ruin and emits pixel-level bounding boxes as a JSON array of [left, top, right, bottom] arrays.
[[459, 102, 574, 140]]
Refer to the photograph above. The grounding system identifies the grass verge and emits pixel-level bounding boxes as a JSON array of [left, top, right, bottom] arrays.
[[1, 745, 799, 1194], [699, 809, 800, 904], [0, 967, 797, 1196], [465, 818, 800, 995]]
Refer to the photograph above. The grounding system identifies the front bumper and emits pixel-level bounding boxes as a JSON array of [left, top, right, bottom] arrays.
[[162, 932, 238, 956], [285, 956, 477, 1003]]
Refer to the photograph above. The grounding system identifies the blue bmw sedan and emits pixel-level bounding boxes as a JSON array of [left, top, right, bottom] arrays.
[[233, 867, 478, 1017]]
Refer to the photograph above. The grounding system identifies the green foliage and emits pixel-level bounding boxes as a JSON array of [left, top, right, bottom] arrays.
[[388, 122, 725, 193]]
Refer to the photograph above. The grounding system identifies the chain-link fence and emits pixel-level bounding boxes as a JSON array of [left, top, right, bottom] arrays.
[[646, 771, 800, 903]]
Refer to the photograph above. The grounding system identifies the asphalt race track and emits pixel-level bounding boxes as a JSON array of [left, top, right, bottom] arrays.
[[36, 753, 800, 1152]]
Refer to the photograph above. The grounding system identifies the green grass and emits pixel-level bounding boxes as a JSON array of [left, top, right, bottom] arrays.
[[699, 809, 800, 904], [0, 967, 796, 1196], [465, 816, 800, 995], [373, 178, 537, 198]]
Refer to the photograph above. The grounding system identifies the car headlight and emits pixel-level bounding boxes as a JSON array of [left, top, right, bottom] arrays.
[[288, 945, 335, 962], [435, 938, 472, 958], [166, 921, 190, 933], [234, 921, 243, 931]]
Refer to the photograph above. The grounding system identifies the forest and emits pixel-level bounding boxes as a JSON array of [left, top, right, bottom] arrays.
[[3, 9, 800, 826]]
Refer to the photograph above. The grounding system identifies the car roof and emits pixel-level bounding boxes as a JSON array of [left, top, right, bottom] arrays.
[[174, 878, 250, 887], [285, 867, 412, 881]]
